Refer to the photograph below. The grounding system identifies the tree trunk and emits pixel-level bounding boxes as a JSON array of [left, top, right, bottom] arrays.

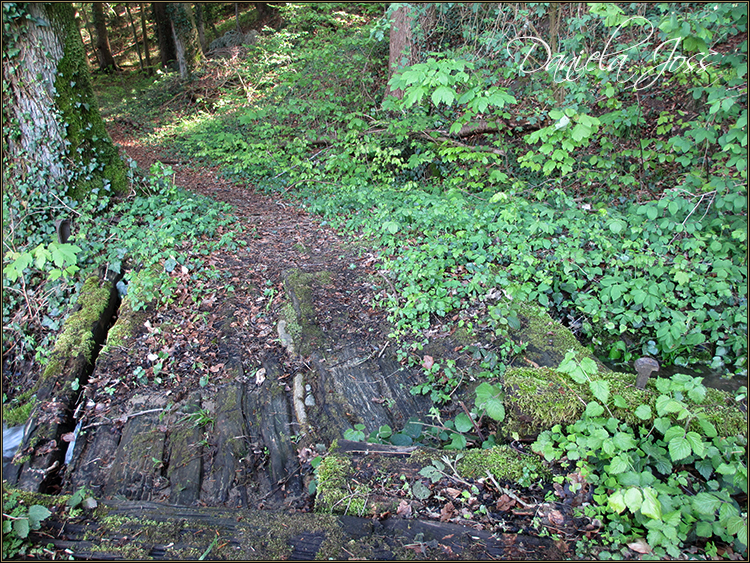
[[124, 4, 144, 72], [385, 4, 414, 100], [1, 3, 128, 201], [194, 3, 208, 52], [91, 2, 118, 72], [139, 3, 153, 74], [167, 3, 203, 80], [153, 2, 176, 69], [235, 2, 241, 31]]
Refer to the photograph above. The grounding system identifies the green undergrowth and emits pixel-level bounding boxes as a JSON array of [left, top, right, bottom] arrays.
[[2, 161, 242, 406], [158, 4, 747, 380]]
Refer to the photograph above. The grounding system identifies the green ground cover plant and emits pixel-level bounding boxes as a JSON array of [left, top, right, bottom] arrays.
[[164, 3, 746, 380]]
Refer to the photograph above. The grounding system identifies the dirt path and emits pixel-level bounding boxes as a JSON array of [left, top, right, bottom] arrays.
[[109, 122, 391, 385]]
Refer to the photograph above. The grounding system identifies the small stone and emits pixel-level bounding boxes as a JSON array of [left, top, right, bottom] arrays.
[[305, 394, 315, 407]]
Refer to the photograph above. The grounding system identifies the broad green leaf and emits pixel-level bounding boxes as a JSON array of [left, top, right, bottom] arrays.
[[608, 489, 626, 513], [624, 487, 643, 511], [634, 404, 652, 419], [484, 399, 505, 422], [431, 86, 456, 106], [692, 492, 721, 515], [608, 454, 630, 474], [698, 418, 717, 438], [444, 432, 467, 450], [685, 432, 705, 458], [612, 431, 636, 451], [585, 401, 605, 417], [412, 480, 432, 500], [390, 433, 412, 446], [27, 505, 51, 528], [668, 436, 692, 461], [641, 488, 662, 520], [590, 380, 610, 404], [454, 413, 473, 433], [13, 518, 30, 539]]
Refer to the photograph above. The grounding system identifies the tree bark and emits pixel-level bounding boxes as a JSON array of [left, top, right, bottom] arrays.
[[124, 4, 144, 72], [139, 3, 153, 74], [91, 2, 118, 72], [385, 4, 414, 100], [1, 3, 128, 200], [193, 3, 208, 52], [153, 2, 176, 69], [167, 3, 203, 80]]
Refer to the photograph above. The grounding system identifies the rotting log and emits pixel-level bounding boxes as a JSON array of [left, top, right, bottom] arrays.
[[29, 497, 563, 560], [7, 276, 119, 493]]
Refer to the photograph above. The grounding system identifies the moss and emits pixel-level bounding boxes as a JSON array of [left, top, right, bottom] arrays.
[[515, 302, 598, 368], [100, 297, 147, 356], [502, 366, 747, 440], [2, 390, 36, 426], [48, 3, 128, 199], [503, 367, 584, 439], [315, 455, 371, 516], [281, 270, 334, 356], [457, 445, 551, 483]]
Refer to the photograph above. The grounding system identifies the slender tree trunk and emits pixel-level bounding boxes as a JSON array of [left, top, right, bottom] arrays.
[[125, 4, 144, 72], [2, 3, 128, 201], [153, 2, 177, 69], [235, 3, 241, 31], [139, 3, 153, 74], [167, 3, 203, 80], [92, 2, 118, 72], [385, 4, 414, 100], [194, 3, 208, 52]]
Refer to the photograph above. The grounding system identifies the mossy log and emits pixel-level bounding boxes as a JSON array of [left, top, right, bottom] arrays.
[[29, 497, 563, 560], [7, 277, 119, 492]]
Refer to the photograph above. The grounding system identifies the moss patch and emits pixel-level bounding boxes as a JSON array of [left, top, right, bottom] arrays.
[[3, 390, 36, 427], [281, 269, 334, 356], [514, 302, 598, 369], [457, 445, 551, 483], [502, 366, 747, 440], [315, 455, 371, 516], [100, 296, 147, 356]]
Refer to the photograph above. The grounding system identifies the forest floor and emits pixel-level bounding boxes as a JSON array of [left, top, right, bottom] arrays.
[[95, 120, 581, 559]]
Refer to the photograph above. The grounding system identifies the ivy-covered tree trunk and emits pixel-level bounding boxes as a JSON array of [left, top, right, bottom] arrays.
[[167, 2, 203, 80], [2, 2, 128, 201], [91, 2, 119, 72]]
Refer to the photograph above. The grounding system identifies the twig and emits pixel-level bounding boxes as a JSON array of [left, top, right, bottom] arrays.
[[459, 401, 485, 442]]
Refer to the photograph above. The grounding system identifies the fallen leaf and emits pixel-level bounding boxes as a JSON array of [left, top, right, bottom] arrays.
[[627, 539, 652, 554], [147, 353, 159, 362], [397, 500, 412, 518], [547, 509, 564, 526], [445, 487, 461, 499], [440, 502, 455, 522], [495, 494, 515, 511], [61, 432, 76, 443], [422, 355, 434, 370], [255, 368, 266, 385], [209, 363, 224, 373]]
